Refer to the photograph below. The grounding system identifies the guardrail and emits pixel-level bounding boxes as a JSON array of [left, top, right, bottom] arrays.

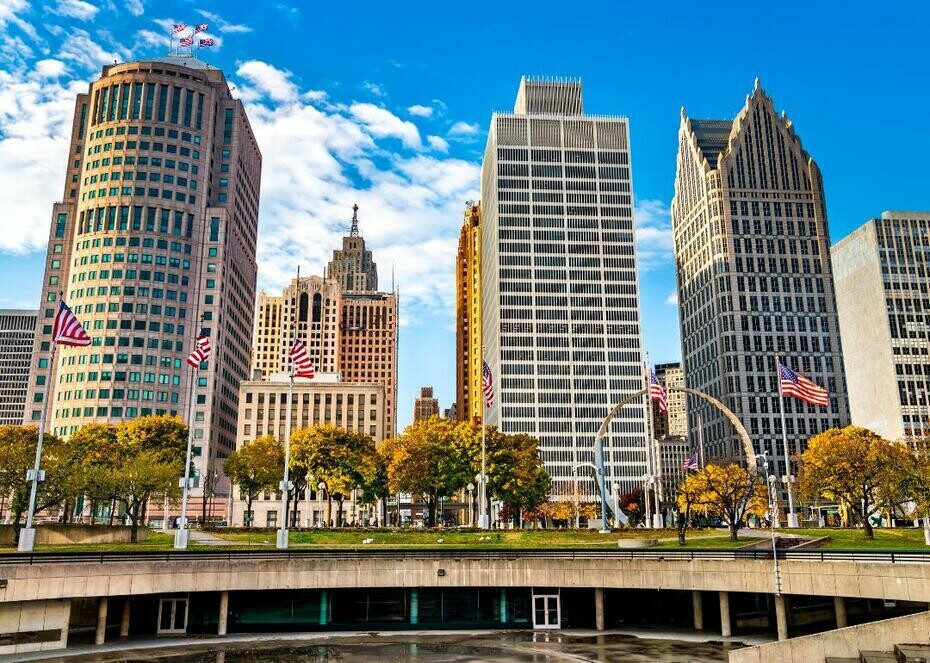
[[0, 547, 928, 566]]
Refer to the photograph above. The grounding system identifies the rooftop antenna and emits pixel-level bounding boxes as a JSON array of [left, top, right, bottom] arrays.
[[350, 204, 360, 237]]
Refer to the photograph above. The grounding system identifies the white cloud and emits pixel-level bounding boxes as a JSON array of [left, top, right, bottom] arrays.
[[125, 0, 144, 16], [55, 0, 99, 21], [35, 59, 66, 78], [134, 29, 164, 49], [634, 198, 674, 270], [236, 60, 298, 103], [448, 120, 478, 136], [196, 9, 252, 33], [427, 135, 449, 152], [362, 81, 385, 96], [58, 28, 131, 71], [407, 104, 433, 117], [349, 103, 422, 150], [666, 291, 678, 306]]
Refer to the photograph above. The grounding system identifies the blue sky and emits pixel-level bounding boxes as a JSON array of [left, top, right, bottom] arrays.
[[0, 1, 928, 430]]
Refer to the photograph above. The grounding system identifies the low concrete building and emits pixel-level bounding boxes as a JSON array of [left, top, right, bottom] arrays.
[[231, 372, 385, 527]]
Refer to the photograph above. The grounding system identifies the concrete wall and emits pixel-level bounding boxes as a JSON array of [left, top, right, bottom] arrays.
[[729, 610, 930, 663], [0, 599, 70, 656], [0, 525, 148, 546]]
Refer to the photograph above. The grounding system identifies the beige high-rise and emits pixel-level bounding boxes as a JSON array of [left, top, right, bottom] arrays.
[[24, 55, 262, 508], [672, 80, 848, 478], [413, 386, 439, 421], [455, 202, 482, 424]]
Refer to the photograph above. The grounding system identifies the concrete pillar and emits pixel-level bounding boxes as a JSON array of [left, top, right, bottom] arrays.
[[834, 596, 848, 629], [499, 589, 508, 624], [719, 591, 731, 638], [692, 590, 704, 631], [95, 597, 108, 645], [119, 598, 131, 638], [319, 590, 328, 625], [410, 589, 419, 625], [594, 588, 605, 631], [217, 591, 229, 636], [774, 594, 789, 641]]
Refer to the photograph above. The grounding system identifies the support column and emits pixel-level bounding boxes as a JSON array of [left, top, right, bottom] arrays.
[[774, 594, 789, 641], [217, 591, 229, 636], [594, 588, 605, 631], [119, 598, 131, 638], [719, 591, 731, 638], [499, 589, 508, 624], [319, 590, 328, 625], [95, 597, 108, 645], [834, 596, 847, 629], [692, 590, 704, 631], [410, 589, 419, 625]]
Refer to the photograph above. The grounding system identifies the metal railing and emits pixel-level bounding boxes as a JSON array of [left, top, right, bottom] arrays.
[[1, 547, 929, 566]]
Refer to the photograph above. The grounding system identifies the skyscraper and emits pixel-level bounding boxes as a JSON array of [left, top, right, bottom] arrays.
[[672, 80, 848, 478], [413, 386, 440, 421], [327, 204, 378, 294], [0, 310, 37, 425], [832, 211, 930, 441], [480, 77, 647, 497], [24, 54, 262, 512], [652, 362, 687, 439], [455, 202, 482, 423]]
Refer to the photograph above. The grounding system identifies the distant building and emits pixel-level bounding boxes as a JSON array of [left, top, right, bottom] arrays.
[[672, 80, 848, 479], [327, 204, 378, 294], [251, 292, 283, 377], [413, 386, 440, 421], [655, 436, 690, 504], [0, 310, 37, 425], [455, 202, 482, 424], [232, 373, 385, 528], [443, 402, 458, 420], [652, 362, 687, 439], [833, 211, 930, 441]]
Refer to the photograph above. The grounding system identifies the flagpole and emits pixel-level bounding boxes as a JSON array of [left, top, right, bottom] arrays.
[[175, 319, 203, 550], [17, 344, 57, 552], [775, 353, 799, 528], [697, 412, 705, 469], [277, 266, 299, 549], [645, 358, 661, 528], [641, 361, 653, 529], [479, 383, 488, 530]]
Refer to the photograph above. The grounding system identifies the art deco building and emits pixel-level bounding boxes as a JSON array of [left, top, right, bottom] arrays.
[[455, 202, 482, 423], [672, 80, 848, 478], [833, 211, 930, 441], [652, 362, 687, 439], [0, 310, 37, 425], [327, 204, 378, 294], [413, 386, 440, 421], [280, 275, 343, 375], [251, 292, 283, 377], [480, 78, 647, 497], [24, 54, 262, 509]]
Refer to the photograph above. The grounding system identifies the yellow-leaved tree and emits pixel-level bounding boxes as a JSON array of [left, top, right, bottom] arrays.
[[677, 464, 767, 542]]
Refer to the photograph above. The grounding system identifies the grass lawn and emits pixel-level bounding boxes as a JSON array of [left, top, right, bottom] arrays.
[[779, 527, 930, 549]]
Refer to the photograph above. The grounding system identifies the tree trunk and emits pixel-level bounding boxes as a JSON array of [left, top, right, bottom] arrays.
[[108, 497, 116, 525], [245, 496, 254, 528], [677, 509, 687, 546], [729, 518, 739, 542], [336, 499, 344, 527], [128, 503, 139, 543], [863, 513, 875, 539], [326, 496, 332, 528], [291, 490, 300, 528], [426, 497, 436, 527]]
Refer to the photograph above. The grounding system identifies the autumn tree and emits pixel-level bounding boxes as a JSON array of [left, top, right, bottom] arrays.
[[0, 426, 70, 539], [68, 423, 121, 524], [687, 464, 766, 541], [799, 426, 915, 539], [675, 473, 706, 545], [224, 435, 284, 527], [486, 433, 550, 527], [619, 488, 646, 528]]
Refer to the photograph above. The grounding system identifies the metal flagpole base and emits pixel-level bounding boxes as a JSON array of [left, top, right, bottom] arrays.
[[652, 513, 664, 529], [276, 528, 289, 549], [173, 529, 190, 549], [787, 513, 800, 529], [478, 515, 489, 530], [17, 528, 36, 552]]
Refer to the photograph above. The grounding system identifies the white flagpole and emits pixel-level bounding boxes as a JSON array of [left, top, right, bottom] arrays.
[[697, 412, 705, 469], [641, 360, 653, 529], [277, 266, 299, 548], [175, 341, 199, 550], [775, 353, 798, 528], [479, 370, 488, 530]]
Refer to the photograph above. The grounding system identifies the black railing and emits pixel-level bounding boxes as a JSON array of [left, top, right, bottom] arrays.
[[1, 547, 929, 566]]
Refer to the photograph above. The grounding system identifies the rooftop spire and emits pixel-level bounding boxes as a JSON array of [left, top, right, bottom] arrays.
[[350, 204, 359, 237]]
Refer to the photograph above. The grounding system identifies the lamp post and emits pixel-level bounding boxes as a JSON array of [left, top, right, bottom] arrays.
[[466, 483, 475, 527], [612, 481, 621, 528], [757, 452, 782, 595], [317, 481, 326, 528]]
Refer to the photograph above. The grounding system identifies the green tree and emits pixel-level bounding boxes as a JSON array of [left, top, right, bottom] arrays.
[[0, 426, 70, 539], [799, 426, 910, 539], [486, 433, 550, 527], [68, 423, 121, 524], [223, 435, 284, 528]]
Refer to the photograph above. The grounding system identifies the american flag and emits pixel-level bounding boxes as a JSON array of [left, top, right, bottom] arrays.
[[198, 38, 215, 47], [194, 23, 209, 33], [172, 23, 187, 34], [179, 36, 194, 47], [649, 368, 668, 413], [779, 362, 829, 407], [682, 453, 699, 471], [53, 300, 91, 347], [290, 339, 315, 379], [482, 360, 494, 408], [186, 330, 211, 368]]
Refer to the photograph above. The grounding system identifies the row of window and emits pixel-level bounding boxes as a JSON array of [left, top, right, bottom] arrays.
[[91, 83, 205, 130]]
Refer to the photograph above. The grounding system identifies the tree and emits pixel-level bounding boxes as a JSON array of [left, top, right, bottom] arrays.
[[688, 464, 766, 541], [290, 425, 377, 527], [113, 415, 187, 541], [675, 473, 705, 545], [911, 438, 930, 527], [385, 417, 469, 526], [0, 426, 70, 540], [68, 423, 121, 524], [486, 433, 550, 527], [223, 435, 283, 528], [799, 426, 911, 539], [619, 488, 646, 528]]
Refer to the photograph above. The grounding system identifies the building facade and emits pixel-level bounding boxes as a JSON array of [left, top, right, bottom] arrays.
[[652, 362, 687, 439], [455, 202, 482, 423], [672, 80, 848, 479], [480, 78, 647, 497], [327, 205, 378, 294], [0, 310, 37, 426], [251, 292, 282, 377], [655, 435, 690, 504], [23, 55, 262, 509], [833, 211, 930, 441], [413, 386, 440, 421], [231, 373, 385, 527]]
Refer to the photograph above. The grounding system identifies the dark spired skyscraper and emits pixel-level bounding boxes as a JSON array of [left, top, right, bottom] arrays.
[[672, 80, 849, 480], [327, 204, 378, 294]]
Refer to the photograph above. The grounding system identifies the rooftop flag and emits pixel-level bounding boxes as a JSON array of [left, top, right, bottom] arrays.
[[172, 23, 187, 33], [194, 23, 209, 33]]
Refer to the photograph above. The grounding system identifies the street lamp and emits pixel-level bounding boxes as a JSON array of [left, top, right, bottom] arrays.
[[317, 480, 326, 528], [757, 452, 782, 596], [612, 481, 621, 528], [466, 483, 475, 527]]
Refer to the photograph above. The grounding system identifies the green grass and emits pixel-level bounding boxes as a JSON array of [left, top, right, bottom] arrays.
[[655, 535, 746, 549], [778, 527, 929, 549]]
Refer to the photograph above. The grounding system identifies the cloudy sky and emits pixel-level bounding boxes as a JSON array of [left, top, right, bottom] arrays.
[[0, 0, 928, 429]]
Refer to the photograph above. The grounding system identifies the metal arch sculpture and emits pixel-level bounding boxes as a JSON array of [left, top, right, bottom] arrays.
[[597, 386, 757, 471]]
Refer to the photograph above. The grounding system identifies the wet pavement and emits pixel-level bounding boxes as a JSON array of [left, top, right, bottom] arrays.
[[24, 630, 755, 662]]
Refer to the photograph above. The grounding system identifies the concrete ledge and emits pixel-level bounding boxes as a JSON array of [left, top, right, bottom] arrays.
[[617, 539, 658, 548], [728, 610, 930, 663], [0, 525, 147, 546]]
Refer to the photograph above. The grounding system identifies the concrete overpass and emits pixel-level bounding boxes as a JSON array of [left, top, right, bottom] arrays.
[[2, 548, 929, 656]]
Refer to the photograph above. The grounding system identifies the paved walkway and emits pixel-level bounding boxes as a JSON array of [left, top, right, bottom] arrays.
[[188, 530, 236, 546]]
